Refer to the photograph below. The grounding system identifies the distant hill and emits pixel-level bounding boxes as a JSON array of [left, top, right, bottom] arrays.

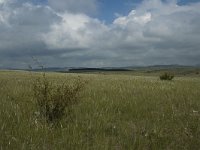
[[1, 65, 200, 76]]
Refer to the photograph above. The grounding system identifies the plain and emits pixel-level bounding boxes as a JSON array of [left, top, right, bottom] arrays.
[[0, 70, 200, 149]]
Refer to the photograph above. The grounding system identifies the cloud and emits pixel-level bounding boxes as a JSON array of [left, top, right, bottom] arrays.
[[113, 10, 152, 26], [0, 0, 4, 4], [0, 0, 200, 68], [0, 1, 63, 67], [0, 0, 9, 4], [48, 0, 97, 14], [110, 0, 200, 66], [41, 12, 109, 50]]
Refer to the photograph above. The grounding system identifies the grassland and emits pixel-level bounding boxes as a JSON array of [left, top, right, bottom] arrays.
[[0, 70, 200, 149]]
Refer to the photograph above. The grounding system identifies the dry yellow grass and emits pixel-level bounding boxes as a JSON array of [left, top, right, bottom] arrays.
[[0, 70, 200, 149]]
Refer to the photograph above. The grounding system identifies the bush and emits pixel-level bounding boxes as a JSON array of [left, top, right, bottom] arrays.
[[33, 73, 85, 124], [159, 72, 174, 81]]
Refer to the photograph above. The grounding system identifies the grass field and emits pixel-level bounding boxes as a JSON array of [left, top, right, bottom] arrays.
[[0, 70, 200, 149]]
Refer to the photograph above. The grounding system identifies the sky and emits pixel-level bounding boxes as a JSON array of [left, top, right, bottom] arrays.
[[0, 0, 200, 68]]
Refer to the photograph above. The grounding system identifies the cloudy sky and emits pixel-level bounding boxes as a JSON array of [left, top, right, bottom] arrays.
[[0, 0, 200, 68]]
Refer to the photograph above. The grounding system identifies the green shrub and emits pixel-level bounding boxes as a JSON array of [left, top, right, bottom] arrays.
[[33, 73, 85, 124], [159, 72, 174, 81]]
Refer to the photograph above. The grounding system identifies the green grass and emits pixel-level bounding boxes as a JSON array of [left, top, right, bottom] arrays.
[[78, 67, 200, 77], [0, 70, 200, 149]]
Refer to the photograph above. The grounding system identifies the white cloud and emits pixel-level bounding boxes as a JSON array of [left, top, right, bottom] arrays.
[[114, 10, 151, 27], [41, 13, 92, 49], [48, 0, 97, 14], [0, 0, 6, 4]]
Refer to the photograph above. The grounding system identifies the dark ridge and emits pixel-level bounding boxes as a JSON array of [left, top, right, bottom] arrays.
[[68, 68, 130, 72]]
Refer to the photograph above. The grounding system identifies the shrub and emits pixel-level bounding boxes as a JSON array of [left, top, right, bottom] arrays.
[[33, 73, 85, 124], [159, 72, 174, 81]]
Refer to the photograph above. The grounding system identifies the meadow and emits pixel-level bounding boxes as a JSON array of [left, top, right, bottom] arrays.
[[0, 70, 200, 149]]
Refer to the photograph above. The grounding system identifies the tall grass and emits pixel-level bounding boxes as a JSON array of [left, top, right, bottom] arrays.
[[0, 71, 200, 149]]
